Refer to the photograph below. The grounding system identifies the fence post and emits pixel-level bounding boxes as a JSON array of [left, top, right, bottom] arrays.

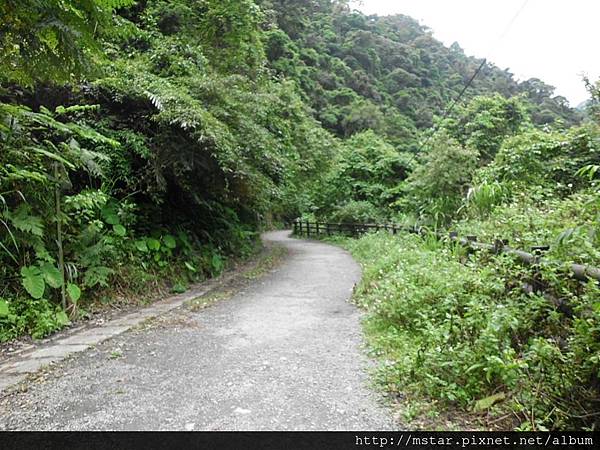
[[493, 238, 505, 254], [326, 223, 330, 236], [306, 220, 310, 237], [530, 245, 549, 292], [316, 222, 320, 235]]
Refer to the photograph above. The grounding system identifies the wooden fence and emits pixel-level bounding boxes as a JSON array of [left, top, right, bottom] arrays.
[[292, 219, 600, 283], [292, 220, 403, 237]]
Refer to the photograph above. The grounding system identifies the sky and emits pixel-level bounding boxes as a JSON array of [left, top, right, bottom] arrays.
[[350, 0, 600, 106]]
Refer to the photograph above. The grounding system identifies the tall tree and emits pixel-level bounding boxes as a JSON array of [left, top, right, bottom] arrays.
[[0, 0, 133, 86]]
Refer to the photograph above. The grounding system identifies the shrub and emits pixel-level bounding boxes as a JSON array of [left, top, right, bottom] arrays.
[[328, 201, 383, 223], [343, 231, 600, 429]]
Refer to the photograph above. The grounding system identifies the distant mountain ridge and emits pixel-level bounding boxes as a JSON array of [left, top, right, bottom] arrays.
[[259, 0, 581, 149]]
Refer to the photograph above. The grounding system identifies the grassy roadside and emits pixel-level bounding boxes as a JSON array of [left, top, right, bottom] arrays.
[[128, 242, 287, 333], [184, 244, 288, 312], [323, 231, 600, 431], [0, 240, 287, 353]]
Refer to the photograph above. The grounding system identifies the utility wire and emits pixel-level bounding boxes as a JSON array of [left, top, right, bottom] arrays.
[[493, 0, 530, 55], [406, 58, 487, 166], [405, 0, 530, 165]]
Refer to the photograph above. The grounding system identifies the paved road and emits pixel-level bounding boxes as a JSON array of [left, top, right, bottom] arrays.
[[0, 231, 394, 430]]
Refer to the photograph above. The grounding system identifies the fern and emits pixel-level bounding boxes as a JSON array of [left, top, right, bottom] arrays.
[[83, 266, 114, 288], [576, 164, 600, 180], [4, 205, 44, 237], [0, 0, 135, 86]]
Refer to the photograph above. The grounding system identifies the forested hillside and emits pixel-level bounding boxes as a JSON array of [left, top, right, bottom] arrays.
[[1, 0, 334, 340], [267, 1, 600, 430], [261, 1, 580, 143], [1, 0, 599, 431]]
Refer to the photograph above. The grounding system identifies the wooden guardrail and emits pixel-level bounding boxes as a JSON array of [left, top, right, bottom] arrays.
[[292, 219, 600, 283]]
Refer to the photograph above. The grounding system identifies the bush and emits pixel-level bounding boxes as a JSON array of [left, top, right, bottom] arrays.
[[0, 297, 69, 341], [455, 189, 600, 267], [343, 231, 600, 430], [401, 132, 479, 226], [328, 201, 383, 223]]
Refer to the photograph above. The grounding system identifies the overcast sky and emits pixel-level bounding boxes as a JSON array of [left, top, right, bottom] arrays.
[[351, 0, 599, 106]]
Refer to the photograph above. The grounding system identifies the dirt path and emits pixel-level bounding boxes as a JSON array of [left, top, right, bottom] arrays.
[[0, 231, 395, 430]]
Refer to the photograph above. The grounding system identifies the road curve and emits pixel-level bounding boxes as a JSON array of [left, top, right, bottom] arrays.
[[0, 230, 394, 430]]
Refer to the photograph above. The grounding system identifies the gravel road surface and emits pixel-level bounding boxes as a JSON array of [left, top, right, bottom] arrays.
[[0, 230, 394, 430]]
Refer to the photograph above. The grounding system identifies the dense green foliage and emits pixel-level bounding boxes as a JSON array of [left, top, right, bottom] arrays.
[[324, 74, 600, 429], [260, 1, 581, 147], [310, 31, 599, 429], [313, 130, 412, 221], [1, 0, 333, 339], [342, 231, 600, 430], [0, 0, 134, 86]]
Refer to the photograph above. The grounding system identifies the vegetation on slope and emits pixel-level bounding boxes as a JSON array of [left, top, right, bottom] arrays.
[[260, 0, 581, 147], [341, 230, 599, 430], [316, 70, 600, 430], [0, 0, 333, 339]]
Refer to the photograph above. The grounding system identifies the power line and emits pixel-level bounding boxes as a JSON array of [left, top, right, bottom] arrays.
[[493, 0, 530, 55], [404, 0, 530, 166], [406, 58, 487, 166]]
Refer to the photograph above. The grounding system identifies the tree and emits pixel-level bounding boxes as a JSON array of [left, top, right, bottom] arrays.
[[197, 0, 266, 77], [0, 0, 133, 86], [316, 130, 411, 217], [584, 77, 600, 123], [402, 132, 479, 225], [442, 94, 528, 162]]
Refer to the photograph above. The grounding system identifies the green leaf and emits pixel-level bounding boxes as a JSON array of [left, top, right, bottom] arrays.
[[465, 363, 484, 373], [21, 266, 45, 299], [40, 262, 63, 288], [26, 146, 76, 169], [55, 311, 70, 327], [0, 300, 9, 317], [67, 283, 81, 303], [39, 27, 59, 50], [473, 392, 505, 411], [83, 266, 113, 288], [113, 224, 126, 236], [184, 261, 197, 272], [8, 206, 44, 237], [101, 205, 119, 225], [147, 238, 161, 251], [211, 254, 224, 273], [135, 240, 148, 252], [171, 282, 187, 294], [105, 214, 119, 225], [177, 231, 193, 251], [163, 234, 177, 249]]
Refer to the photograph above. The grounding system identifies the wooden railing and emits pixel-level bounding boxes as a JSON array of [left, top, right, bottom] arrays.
[[292, 220, 403, 237], [292, 219, 600, 283]]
